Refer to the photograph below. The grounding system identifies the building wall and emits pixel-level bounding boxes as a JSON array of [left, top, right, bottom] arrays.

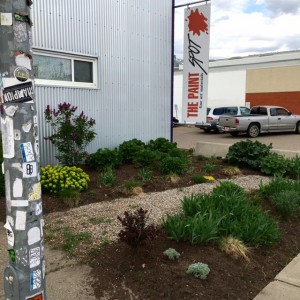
[[32, 0, 173, 165], [246, 65, 300, 113]]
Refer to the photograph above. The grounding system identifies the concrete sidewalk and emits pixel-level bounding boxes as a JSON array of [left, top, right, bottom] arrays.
[[254, 254, 300, 300]]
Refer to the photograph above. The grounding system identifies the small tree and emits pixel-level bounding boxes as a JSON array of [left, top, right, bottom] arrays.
[[44, 102, 96, 166]]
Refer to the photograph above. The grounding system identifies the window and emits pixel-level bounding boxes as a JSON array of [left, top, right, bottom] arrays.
[[32, 50, 97, 88]]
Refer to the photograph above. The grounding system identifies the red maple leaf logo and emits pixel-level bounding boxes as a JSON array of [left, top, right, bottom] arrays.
[[187, 8, 208, 36]]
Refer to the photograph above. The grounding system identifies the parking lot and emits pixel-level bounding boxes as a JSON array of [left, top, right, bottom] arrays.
[[173, 125, 300, 154]]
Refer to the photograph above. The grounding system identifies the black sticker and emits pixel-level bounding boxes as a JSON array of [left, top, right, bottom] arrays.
[[14, 67, 29, 82], [3, 81, 33, 103]]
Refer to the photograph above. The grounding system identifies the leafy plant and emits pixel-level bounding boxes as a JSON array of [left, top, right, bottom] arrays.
[[158, 156, 189, 175], [138, 168, 153, 182], [191, 175, 208, 184], [269, 190, 300, 219], [63, 230, 91, 258], [225, 139, 272, 170], [260, 153, 291, 176], [186, 262, 210, 279], [118, 139, 145, 163], [117, 208, 156, 247], [41, 165, 90, 194], [221, 166, 242, 176], [163, 248, 181, 261], [202, 162, 219, 173], [288, 155, 300, 179], [88, 148, 122, 170], [133, 149, 157, 167], [146, 137, 177, 153], [259, 177, 295, 198], [98, 168, 117, 187], [44, 102, 96, 166], [123, 178, 142, 194], [59, 189, 81, 208]]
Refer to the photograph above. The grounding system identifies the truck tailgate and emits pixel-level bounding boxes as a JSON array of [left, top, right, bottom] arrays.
[[219, 115, 238, 127]]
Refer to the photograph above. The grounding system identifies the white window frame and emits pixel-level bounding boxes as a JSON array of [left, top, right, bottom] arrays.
[[33, 49, 98, 89]]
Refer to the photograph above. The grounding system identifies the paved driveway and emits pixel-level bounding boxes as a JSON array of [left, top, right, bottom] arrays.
[[173, 125, 300, 153]]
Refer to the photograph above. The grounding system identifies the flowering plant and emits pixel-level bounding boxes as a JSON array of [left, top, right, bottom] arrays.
[[44, 102, 96, 166], [41, 165, 90, 194]]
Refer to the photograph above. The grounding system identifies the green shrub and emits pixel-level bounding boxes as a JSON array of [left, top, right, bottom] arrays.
[[88, 148, 122, 170], [259, 177, 295, 198], [186, 263, 210, 279], [118, 139, 145, 163], [41, 165, 90, 194], [269, 190, 300, 219], [163, 248, 181, 261], [165, 181, 281, 246], [191, 175, 209, 184], [225, 139, 272, 169], [147, 137, 177, 153], [289, 155, 300, 179], [260, 153, 291, 176], [133, 149, 157, 167], [123, 178, 140, 192], [202, 162, 219, 173], [158, 156, 189, 175], [98, 168, 117, 187]]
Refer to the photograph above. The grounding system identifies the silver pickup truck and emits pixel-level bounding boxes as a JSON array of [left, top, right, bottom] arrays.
[[217, 106, 300, 138]]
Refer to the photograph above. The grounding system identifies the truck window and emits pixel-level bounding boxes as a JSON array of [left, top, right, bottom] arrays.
[[276, 108, 289, 116], [213, 108, 225, 115], [240, 107, 251, 115], [270, 108, 277, 116], [259, 107, 267, 115]]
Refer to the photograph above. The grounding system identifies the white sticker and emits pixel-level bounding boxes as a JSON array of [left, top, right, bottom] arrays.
[[35, 202, 42, 215], [29, 183, 41, 201], [15, 210, 26, 231], [34, 137, 39, 157], [11, 162, 23, 172], [5, 170, 11, 213], [22, 119, 32, 133], [13, 178, 23, 197], [2, 77, 31, 88], [0, 13, 12, 25], [16, 248, 28, 267], [15, 53, 32, 70], [33, 115, 38, 126], [20, 142, 35, 162], [14, 129, 21, 140], [11, 200, 28, 207], [28, 227, 41, 245], [42, 260, 46, 279], [30, 269, 42, 290], [1, 117, 14, 158], [23, 162, 37, 178], [40, 219, 44, 238], [29, 247, 41, 268], [4, 105, 18, 117], [6, 216, 14, 227], [4, 222, 14, 247]]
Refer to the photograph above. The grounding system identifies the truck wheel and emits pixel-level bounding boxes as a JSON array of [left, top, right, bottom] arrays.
[[296, 122, 300, 134], [203, 129, 211, 133], [247, 124, 260, 138]]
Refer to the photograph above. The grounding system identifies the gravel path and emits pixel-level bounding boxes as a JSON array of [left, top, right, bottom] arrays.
[[45, 175, 271, 246]]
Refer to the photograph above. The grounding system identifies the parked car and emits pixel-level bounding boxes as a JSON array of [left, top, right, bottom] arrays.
[[217, 105, 300, 138], [195, 106, 251, 133]]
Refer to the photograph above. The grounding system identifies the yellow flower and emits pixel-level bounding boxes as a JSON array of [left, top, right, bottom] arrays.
[[204, 176, 215, 181]]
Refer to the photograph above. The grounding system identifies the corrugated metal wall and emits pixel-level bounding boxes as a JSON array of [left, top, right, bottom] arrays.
[[31, 0, 173, 165]]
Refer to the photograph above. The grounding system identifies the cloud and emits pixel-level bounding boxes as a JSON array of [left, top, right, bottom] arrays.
[[174, 0, 300, 59]]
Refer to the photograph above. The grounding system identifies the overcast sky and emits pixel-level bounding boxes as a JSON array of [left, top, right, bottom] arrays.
[[174, 0, 300, 60]]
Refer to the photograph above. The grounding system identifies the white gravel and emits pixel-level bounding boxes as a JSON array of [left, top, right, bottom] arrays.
[[44, 175, 271, 246]]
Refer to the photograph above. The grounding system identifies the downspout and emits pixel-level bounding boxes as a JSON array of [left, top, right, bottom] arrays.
[[171, 0, 175, 141]]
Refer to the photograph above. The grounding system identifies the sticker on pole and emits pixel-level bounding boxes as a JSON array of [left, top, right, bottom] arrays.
[[20, 142, 35, 162], [3, 81, 33, 103], [23, 162, 37, 178], [30, 269, 42, 290], [26, 293, 43, 300]]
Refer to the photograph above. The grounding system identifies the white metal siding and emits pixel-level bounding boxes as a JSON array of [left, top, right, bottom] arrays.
[[32, 0, 173, 165]]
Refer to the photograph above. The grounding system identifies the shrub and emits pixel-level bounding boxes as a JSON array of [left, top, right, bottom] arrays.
[[260, 153, 291, 176], [117, 208, 156, 247], [186, 263, 210, 279], [44, 102, 96, 166], [158, 156, 189, 175], [221, 166, 241, 176], [133, 149, 157, 167], [118, 139, 145, 163], [123, 178, 140, 192], [225, 139, 272, 170], [191, 175, 208, 184], [98, 168, 117, 187], [88, 148, 122, 170], [163, 248, 181, 261], [41, 165, 90, 194], [146, 137, 177, 153], [259, 177, 295, 198], [269, 190, 300, 219], [288, 155, 300, 179], [202, 162, 219, 173]]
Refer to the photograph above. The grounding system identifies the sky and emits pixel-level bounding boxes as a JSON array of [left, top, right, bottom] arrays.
[[174, 0, 300, 60]]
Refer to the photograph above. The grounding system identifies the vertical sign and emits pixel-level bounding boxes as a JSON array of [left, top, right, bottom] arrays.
[[181, 3, 211, 123], [0, 0, 46, 299]]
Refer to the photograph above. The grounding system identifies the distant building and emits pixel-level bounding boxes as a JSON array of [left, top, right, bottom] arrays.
[[174, 50, 300, 122]]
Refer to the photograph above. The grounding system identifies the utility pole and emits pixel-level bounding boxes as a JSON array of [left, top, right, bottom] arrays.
[[0, 0, 46, 299]]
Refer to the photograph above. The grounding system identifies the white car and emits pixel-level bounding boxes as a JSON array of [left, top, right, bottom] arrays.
[[195, 106, 251, 133]]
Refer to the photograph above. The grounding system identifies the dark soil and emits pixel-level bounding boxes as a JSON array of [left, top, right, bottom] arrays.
[[1, 157, 300, 300]]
